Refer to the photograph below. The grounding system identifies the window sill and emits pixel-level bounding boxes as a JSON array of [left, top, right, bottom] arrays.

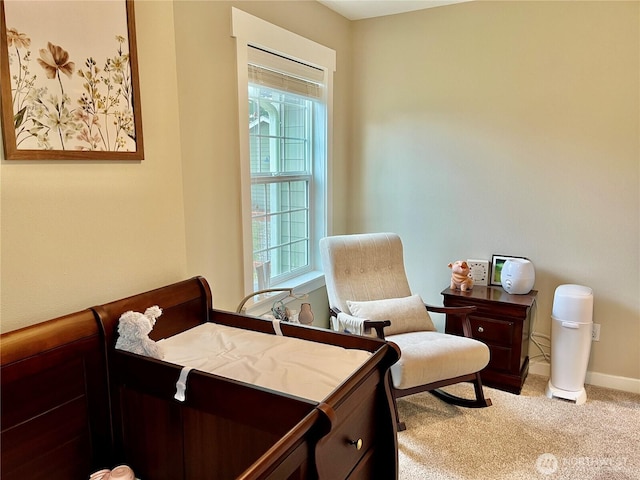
[[243, 271, 325, 317]]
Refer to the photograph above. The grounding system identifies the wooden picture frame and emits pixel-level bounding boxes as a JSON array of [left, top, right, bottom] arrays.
[[0, 0, 143, 160], [491, 254, 526, 286]]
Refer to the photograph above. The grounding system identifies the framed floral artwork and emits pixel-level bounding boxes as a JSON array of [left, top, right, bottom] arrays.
[[0, 0, 143, 160]]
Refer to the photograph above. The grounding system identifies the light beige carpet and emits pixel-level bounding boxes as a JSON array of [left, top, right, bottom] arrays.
[[397, 374, 640, 479]]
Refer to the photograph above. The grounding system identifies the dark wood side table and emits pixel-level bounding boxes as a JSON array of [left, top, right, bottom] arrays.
[[441, 286, 537, 394]]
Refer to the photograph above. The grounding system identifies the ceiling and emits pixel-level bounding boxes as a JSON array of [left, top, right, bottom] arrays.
[[317, 0, 471, 20]]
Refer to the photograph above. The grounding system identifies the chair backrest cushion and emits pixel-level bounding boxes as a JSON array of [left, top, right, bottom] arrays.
[[320, 233, 435, 335], [347, 294, 436, 336], [320, 233, 413, 314]]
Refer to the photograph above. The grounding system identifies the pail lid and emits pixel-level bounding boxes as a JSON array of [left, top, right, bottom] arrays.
[[554, 284, 592, 297], [552, 284, 593, 322]]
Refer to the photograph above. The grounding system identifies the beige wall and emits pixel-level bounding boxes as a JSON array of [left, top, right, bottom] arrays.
[[350, 1, 639, 382], [0, 1, 188, 330]]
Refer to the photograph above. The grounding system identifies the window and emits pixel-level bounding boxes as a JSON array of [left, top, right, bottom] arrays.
[[248, 48, 322, 289], [233, 9, 335, 303]]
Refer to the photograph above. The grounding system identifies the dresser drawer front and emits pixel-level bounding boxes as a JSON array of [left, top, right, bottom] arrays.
[[469, 316, 514, 346], [347, 447, 377, 479], [486, 345, 513, 372], [316, 372, 380, 479]]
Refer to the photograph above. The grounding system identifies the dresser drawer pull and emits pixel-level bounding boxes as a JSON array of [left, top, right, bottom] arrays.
[[478, 326, 484, 333], [348, 438, 363, 450]]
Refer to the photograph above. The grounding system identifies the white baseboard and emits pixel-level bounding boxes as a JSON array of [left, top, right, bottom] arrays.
[[584, 371, 640, 394], [529, 361, 640, 395]]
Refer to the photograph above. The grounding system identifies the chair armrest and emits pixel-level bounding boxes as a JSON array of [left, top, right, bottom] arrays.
[[425, 304, 477, 338], [330, 307, 390, 339], [363, 320, 391, 340]]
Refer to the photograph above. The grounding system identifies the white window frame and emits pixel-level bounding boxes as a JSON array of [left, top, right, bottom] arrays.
[[232, 8, 335, 313]]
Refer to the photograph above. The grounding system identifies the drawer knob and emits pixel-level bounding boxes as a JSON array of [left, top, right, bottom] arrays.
[[478, 326, 484, 333], [348, 438, 363, 450]]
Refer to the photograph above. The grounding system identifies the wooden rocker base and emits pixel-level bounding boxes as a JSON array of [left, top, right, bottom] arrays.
[[429, 388, 492, 408], [394, 373, 492, 432]]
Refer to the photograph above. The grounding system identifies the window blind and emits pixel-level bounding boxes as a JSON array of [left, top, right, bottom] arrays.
[[248, 46, 323, 99]]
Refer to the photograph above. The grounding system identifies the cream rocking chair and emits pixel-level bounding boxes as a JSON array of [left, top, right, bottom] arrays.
[[320, 232, 491, 431]]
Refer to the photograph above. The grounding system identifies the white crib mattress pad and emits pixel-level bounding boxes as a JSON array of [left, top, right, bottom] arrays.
[[157, 322, 372, 402]]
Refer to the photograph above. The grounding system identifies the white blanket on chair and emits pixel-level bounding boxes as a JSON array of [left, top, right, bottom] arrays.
[[334, 312, 371, 336]]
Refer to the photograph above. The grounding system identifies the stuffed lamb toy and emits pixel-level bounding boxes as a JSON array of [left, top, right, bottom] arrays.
[[115, 305, 164, 359]]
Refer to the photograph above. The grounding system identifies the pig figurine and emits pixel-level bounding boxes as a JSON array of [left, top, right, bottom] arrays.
[[448, 260, 474, 292]]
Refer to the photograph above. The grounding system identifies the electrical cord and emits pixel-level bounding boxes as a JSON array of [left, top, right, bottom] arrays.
[[529, 298, 551, 363]]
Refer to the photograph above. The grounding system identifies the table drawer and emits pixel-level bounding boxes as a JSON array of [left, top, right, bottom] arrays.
[[316, 373, 380, 479], [469, 316, 514, 346], [486, 345, 512, 372], [347, 447, 376, 479]]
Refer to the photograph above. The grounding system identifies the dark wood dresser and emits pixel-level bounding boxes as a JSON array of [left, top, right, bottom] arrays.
[[442, 286, 537, 394]]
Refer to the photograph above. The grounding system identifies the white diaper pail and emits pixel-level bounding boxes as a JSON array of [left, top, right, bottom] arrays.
[[546, 284, 593, 404]]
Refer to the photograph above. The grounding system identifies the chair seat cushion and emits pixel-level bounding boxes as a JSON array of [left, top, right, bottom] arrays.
[[386, 331, 490, 390], [346, 294, 436, 335]]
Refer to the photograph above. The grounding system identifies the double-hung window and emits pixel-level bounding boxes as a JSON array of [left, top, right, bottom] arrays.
[[248, 48, 321, 289], [232, 9, 335, 305]]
